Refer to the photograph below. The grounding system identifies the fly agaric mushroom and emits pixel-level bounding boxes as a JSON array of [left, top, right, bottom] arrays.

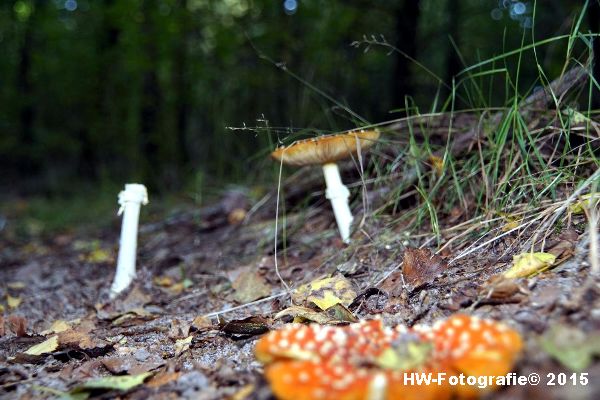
[[255, 315, 522, 400], [271, 130, 380, 243]]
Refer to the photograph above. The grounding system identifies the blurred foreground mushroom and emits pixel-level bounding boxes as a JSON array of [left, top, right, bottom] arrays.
[[110, 184, 148, 298], [255, 314, 522, 400], [271, 130, 380, 243]]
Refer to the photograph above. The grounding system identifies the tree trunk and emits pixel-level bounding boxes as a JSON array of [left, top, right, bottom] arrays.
[[445, 0, 462, 88], [391, 0, 421, 108], [139, 1, 163, 189], [173, 0, 190, 168], [16, 3, 37, 174]]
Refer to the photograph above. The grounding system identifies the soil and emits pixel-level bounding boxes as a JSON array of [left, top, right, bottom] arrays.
[[0, 187, 599, 400]]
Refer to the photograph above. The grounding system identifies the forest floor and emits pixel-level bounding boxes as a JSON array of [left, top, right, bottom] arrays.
[[0, 174, 599, 400]]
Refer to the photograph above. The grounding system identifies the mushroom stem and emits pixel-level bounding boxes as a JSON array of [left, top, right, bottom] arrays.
[[110, 184, 148, 298], [322, 162, 353, 243]]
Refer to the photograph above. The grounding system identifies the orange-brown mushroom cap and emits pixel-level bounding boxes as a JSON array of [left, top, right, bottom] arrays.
[[271, 130, 380, 167]]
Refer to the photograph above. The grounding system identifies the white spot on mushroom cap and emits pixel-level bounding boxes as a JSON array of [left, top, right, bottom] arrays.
[[482, 330, 496, 345], [469, 319, 482, 331], [459, 330, 470, 344], [295, 329, 307, 340], [367, 372, 388, 400], [298, 371, 310, 383]]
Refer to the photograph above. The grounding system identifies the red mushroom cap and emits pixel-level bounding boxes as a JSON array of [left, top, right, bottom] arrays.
[[255, 314, 522, 400]]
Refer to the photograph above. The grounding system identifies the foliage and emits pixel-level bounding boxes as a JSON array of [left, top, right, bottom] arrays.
[[0, 0, 594, 197]]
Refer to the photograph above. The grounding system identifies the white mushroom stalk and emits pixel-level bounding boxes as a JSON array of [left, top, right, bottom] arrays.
[[322, 163, 353, 243], [110, 184, 149, 298]]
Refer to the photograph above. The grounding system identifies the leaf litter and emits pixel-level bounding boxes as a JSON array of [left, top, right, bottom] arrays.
[[1, 126, 599, 399]]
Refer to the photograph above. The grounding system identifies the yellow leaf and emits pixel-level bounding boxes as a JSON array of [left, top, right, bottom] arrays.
[[429, 155, 444, 175], [85, 248, 112, 263], [41, 320, 71, 335], [292, 275, 357, 311], [74, 372, 152, 392], [25, 335, 59, 355], [501, 220, 520, 232], [175, 335, 193, 356], [230, 384, 255, 400], [504, 252, 557, 278], [7, 294, 22, 309], [569, 193, 600, 214], [153, 276, 175, 287], [7, 282, 25, 290], [563, 107, 589, 124]]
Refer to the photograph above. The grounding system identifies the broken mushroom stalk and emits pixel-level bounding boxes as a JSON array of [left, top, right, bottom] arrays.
[[255, 314, 523, 400], [271, 130, 380, 243], [110, 183, 149, 298]]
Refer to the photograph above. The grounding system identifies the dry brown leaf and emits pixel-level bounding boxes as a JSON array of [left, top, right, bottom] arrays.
[[480, 275, 529, 304], [191, 316, 213, 331], [231, 269, 272, 303], [7, 315, 27, 336], [402, 247, 447, 287], [147, 371, 182, 388]]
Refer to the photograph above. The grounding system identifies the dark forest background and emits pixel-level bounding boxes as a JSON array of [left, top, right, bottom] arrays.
[[0, 0, 597, 197]]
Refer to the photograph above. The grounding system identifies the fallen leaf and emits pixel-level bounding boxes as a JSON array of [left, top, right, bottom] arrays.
[[292, 275, 357, 311], [501, 220, 521, 232], [147, 371, 181, 388], [275, 306, 337, 324], [154, 276, 175, 287], [547, 239, 576, 259], [402, 247, 447, 288], [503, 252, 556, 278], [231, 270, 271, 303], [228, 208, 247, 225], [25, 335, 59, 355], [322, 303, 358, 323], [111, 307, 154, 326], [219, 316, 270, 336], [231, 383, 255, 400], [428, 155, 444, 174], [6, 294, 22, 309], [174, 335, 193, 356], [84, 248, 113, 263], [563, 106, 590, 125], [41, 319, 71, 335], [169, 318, 191, 339], [539, 325, 600, 371], [7, 315, 27, 336], [569, 193, 600, 214], [191, 316, 213, 331], [480, 275, 528, 304], [72, 372, 152, 393], [7, 282, 25, 290], [102, 355, 164, 375], [275, 304, 357, 324], [58, 329, 109, 351]]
